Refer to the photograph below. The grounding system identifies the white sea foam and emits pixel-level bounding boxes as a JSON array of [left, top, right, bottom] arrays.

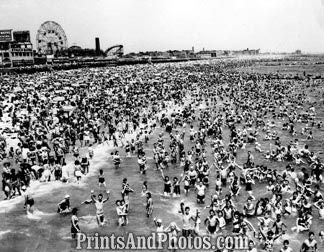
[[167, 199, 198, 217], [61, 236, 73, 240], [0, 180, 71, 213], [78, 215, 103, 229], [0, 142, 116, 213], [26, 209, 56, 220], [0, 230, 11, 239]]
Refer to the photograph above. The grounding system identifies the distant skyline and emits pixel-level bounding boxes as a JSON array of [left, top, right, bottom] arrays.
[[1, 0, 324, 53]]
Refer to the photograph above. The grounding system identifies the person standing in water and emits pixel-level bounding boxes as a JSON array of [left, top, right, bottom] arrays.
[[179, 202, 195, 237], [98, 169, 106, 188], [71, 208, 81, 239], [121, 178, 135, 212], [300, 231, 318, 252], [91, 190, 110, 226], [22, 186, 35, 215], [160, 169, 172, 197], [146, 192, 153, 218]]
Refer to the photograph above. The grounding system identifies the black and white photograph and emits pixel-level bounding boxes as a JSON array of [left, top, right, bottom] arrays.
[[1, 0, 324, 251]]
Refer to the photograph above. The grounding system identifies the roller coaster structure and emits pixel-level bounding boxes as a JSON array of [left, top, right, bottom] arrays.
[[105, 45, 124, 57]]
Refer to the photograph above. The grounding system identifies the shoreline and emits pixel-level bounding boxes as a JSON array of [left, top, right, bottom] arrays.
[[0, 102, 185, 214]]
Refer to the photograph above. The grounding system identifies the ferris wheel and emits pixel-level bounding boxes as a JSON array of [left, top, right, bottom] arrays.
[[36, 21, 68, 55]]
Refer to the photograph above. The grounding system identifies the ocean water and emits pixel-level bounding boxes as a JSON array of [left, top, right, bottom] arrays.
[[1, 98, 323, 252]]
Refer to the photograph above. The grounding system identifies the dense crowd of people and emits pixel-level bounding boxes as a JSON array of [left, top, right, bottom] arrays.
[[1, 59, 324, 251]]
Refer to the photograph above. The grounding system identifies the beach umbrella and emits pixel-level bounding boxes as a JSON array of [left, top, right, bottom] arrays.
[[55, 89, 67, 93], [14, 87, 23, 92], [39, 96, 47, 101], [31, 165, 42, 171], [53, 96, 65, 102], [62, 105, 75, 112]]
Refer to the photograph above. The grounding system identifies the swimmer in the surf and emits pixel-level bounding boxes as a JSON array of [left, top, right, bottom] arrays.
[[57, 194, 71, 214]]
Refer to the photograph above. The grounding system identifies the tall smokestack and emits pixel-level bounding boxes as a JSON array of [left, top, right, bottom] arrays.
[[95, 37, 100, 56]]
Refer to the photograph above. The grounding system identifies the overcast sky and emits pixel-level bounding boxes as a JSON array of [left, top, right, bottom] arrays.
[[1, 0, 324, 53]]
